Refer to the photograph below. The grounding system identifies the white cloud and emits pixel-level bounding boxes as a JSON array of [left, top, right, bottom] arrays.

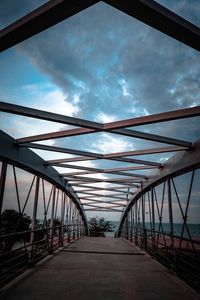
[[96, 111, 117, 123], [119, 78, 133, 98], [23, 83, 80, 116], [91, 132, 134, 154]]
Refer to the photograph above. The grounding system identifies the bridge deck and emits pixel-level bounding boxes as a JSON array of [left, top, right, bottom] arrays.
[[1, 237, 199, 300]]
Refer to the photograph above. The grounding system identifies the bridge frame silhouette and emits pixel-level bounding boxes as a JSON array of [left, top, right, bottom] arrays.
[[0, 0, 200, 295]]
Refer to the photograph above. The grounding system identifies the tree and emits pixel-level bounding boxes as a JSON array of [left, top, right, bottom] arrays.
[[47, 218, 61, 236], [89, 217, 113, 237], [0, 209, 31, 253]]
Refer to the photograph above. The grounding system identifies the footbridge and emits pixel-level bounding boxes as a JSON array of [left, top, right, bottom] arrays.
[[0, 0, 200, 299]]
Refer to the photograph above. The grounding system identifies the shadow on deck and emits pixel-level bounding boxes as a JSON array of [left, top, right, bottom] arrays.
[[0, 237, 199, 300]]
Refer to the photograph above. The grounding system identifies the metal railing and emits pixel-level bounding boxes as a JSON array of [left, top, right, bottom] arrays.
[[0, 223, 86, 287]]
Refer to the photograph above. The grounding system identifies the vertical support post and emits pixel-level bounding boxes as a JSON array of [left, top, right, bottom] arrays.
[[80, 217, 83, 237], [76, 211, 79, 238], [74, 207, 77, 239], [60, 192, 65, 247], [125, 216, 128, 239], [49, 186, 56, 252], [141, 190, 147, 250], [72, 205, 76, 240], [168, 179, 174, 241], [68, 199, 72, 242], [29, 176, 40, 265], [65, 196, 69, 238], [77, 213, 80, 238], [130, 207, 133, 242], [0, 162, 7, 214], [128, 212, 131, 240], [141, 184, 145, 229], [135, 200, 138, 244], [168, 179, 175, 257], [151, 188, 155, 250]]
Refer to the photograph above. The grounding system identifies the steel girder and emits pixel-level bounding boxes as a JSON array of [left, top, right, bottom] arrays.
[[1, 0, 200, 52], [117, 139, 200, 236], [0, 130, 89, 234]]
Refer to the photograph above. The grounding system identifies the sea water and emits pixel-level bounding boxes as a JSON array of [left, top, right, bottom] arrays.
[[105, 221, 200, 238]]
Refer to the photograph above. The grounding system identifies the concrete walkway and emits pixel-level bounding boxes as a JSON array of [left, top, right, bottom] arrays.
[[1, 237, 199, 300]]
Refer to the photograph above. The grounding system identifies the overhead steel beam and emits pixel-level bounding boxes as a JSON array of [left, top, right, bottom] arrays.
[[59, 171, 94, 176], [0, 0, 200, 53], [84, 208, 123, 212], [83, 204, 123, 212], [104, 0, 200, 52], [17, 127, 192, 148], [68, 164, 157, 176], [103, 106, 200, 130], [0, 130, 88, 229], [68, 180, 139, 187], [62, 172, 147, 179], [63, 175, 143, 182], [0, 101, 102, 130], [77, 189, 132, 195], [19, 142, 103, 159], [73, 184, 133, 190], [74, 186, 130, 193], [80, 198, 126, 204], [81, 200, 125, 207], [46, 156, 97, 164], [44, 162, 152, 177], [77, 191, 131, 196], [109, 157, 161, 167], [105, 166, 157, 172], [103, 146, 189, 159], [51, 156, 161, 166], [52, 163, 102, 172], [17, 128, 96, 143], [2, 102, 196, 148], [83, 201, 126, 207], [118, 139, 200, 235], [111, 128, 192, 148], [20, 142, 161, 167], [79, 194, 126, 200], [0, 0, 100, 52]]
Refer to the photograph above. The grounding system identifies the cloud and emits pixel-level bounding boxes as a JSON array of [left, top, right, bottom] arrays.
[[95, 112, 117, 123], [1, 0, 200, 220], [22, 83, 80, 116], [91, 132, 134, 154], [0, 83, 80, 140]]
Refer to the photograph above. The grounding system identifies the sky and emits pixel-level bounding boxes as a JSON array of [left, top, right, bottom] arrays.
[[0, 0, 200, 222]]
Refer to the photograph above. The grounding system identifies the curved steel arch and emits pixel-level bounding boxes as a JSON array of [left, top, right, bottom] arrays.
[[0, 130, 89, 233], [117, 139, 200, 236]]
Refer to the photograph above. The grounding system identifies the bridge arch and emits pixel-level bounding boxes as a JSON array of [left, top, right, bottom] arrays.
[[118, 138, 200, 237]]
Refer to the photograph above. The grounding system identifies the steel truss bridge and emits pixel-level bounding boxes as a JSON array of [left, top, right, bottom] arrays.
[[0, 0, 200, 295]]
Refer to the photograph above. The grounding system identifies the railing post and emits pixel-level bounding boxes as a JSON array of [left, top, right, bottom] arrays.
[[167, 178, 175, 268], [0, 162, 7, 214], [72, 205, 76, 240], [135, 200, 138, 244], [60, 192, 65, 247], [151, 188, 156, 251], [29, 176, 40, 265], [141, 188, 147, 250], [130, 207, 133, 242], [49, 186, 56, 253], [68, 199, 72, 242]]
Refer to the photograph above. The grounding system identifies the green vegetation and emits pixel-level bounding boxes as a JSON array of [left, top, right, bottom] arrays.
[[89, 217, 113, 237], [0, 209, 62, 253], [0, 209, 31, 252]]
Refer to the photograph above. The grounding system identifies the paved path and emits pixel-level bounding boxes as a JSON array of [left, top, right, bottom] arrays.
[[1, 237, 199, 300]]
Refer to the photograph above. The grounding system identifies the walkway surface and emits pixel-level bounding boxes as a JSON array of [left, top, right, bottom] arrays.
[[1, 237, 199, 300]]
